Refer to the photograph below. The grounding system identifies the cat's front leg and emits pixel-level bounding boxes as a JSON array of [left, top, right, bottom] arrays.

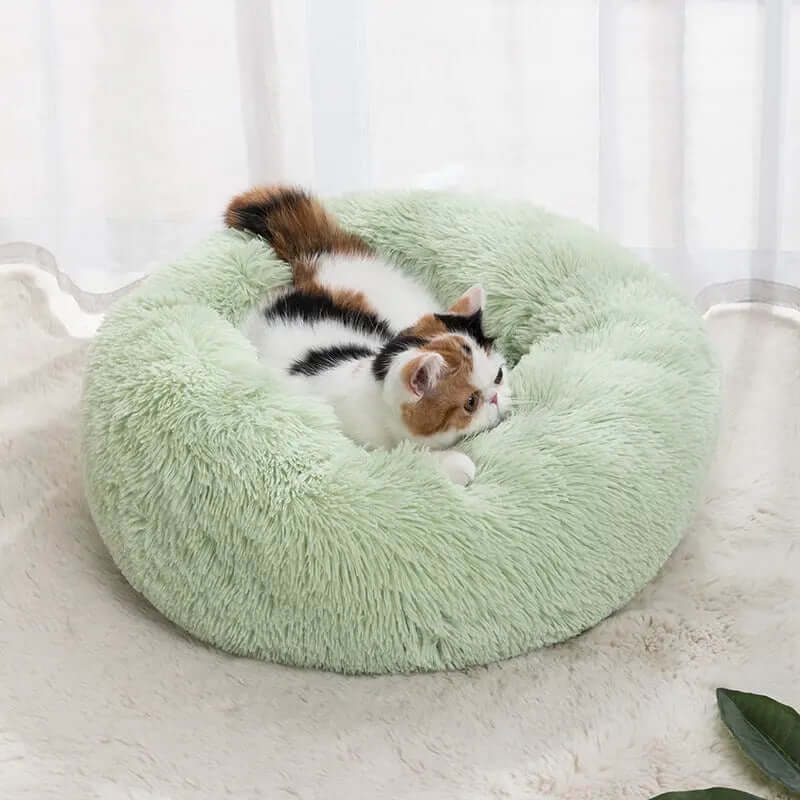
[[435, 450, 476, 486]]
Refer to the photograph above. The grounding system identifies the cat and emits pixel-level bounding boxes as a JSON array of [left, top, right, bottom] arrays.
[[225, 186, 511, 485]]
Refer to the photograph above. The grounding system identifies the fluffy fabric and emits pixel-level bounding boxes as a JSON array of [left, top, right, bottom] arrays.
[[2, 269, 797, 798], [80, 192, 720, 673]]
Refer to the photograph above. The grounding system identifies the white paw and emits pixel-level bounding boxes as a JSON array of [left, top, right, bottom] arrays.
[[437, 450, 476, 486]]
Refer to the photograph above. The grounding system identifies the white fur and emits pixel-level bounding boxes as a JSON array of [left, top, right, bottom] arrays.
[[314, 253, 438, 330], [302, 358, 396, 449], [240, 311, 385, 371], [240, 253, 512, 482]]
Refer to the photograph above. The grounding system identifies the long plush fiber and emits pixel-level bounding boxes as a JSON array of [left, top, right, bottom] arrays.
[[81, 192, 719, 674]]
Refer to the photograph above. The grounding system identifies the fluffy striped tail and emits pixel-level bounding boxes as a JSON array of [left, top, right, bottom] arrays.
[[224, 185, 370, 267]]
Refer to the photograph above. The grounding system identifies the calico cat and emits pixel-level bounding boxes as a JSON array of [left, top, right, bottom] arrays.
[[225, 186, 511, 485]]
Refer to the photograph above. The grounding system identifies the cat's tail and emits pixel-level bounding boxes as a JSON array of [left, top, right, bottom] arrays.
[[224, 185, 371, 268]]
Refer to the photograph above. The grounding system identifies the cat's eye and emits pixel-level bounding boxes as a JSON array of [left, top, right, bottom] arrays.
[[494, 367, 504, 384], [464, 392, 479, 412]]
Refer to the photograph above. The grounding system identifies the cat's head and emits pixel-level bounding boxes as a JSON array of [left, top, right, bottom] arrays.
[[373, 285, 511, 448]]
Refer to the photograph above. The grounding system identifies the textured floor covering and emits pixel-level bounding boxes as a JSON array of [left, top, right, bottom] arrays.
[[1, 268, 798, 799]]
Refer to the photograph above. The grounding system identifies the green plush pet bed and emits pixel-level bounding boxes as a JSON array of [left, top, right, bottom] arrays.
[[82, 192, 720, 674]]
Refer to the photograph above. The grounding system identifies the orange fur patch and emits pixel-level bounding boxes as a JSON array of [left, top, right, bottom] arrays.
[[225, 185, 376, 315], [401, 336, 480, 437], [405, 314, 449, 340], [225, 186, 372, 262], [328, 288, 374, 315]]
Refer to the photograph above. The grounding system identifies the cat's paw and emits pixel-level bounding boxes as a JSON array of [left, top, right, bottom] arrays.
[[436, 450, 476, 486]]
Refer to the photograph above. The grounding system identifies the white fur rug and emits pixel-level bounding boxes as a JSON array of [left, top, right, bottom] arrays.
[[1, 268, 798, 800]]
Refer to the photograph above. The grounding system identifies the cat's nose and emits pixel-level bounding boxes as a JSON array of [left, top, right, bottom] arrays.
[[489, 392, 498, 406]]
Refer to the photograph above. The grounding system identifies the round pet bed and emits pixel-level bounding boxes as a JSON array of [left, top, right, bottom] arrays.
[[82, 192, 720, 674]]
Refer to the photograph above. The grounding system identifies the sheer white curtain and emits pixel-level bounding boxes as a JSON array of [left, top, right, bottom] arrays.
[[2, 0, 798, 305]]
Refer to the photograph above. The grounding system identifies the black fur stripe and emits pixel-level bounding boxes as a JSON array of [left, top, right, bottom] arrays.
[[265, 291, 393, 340], [290, 344, 375, 376], [434, 310, 495, 350], [372, 335, 427, 380]]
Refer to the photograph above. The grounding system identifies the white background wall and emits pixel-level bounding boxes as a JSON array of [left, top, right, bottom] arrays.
[[1, 0, 798, 298]]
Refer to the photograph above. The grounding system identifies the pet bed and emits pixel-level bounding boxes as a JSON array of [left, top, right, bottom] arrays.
[[82, 191, 720, 673]]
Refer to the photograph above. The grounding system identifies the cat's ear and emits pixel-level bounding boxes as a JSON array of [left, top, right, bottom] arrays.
[[448, 284, 485, 316], [405, 352, 446, 400]]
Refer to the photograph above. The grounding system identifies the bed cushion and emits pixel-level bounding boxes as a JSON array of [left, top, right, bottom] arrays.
[[81, 191, 720, 673]]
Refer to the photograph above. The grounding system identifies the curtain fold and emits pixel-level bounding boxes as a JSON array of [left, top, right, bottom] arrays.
[[1, 0, 797, 304]]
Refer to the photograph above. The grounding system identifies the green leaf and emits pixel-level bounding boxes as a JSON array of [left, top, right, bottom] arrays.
[[649, 791, 765, 800], [716, 687, 800, 792]]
